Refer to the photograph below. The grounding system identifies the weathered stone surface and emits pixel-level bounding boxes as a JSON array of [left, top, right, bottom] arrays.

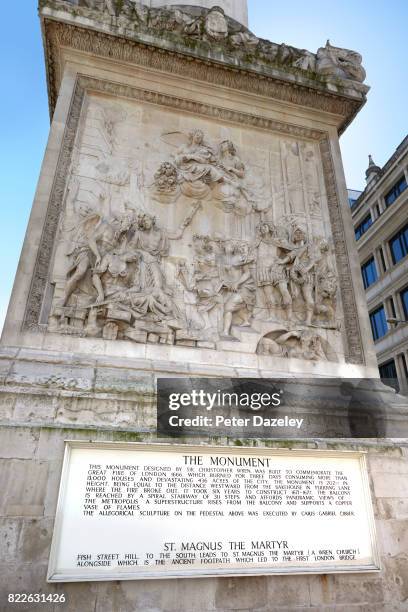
[[42, 136, 346, 362], [149, 0, 248, 27], [93, 368, 154, 394], [5, 6, 377, 377], [175, 578, 217, 611], [0, 347, 19, 360], [369, 455, 408, 474], [373, 474, 408, 498], [377, 498, 408, 520], [54, 396, 119, 425], [37, 428, 67, 461], [378, 519, 408, 557], [309, 574, 335, 606], [0, 427, 407, 609], [0, 518, 22, 563], [215, 576, 267, 610], [383, 555, 408, 605], [0, 563, 52, 612], [7, 360, 95, 392], [14, 394, 57, 422], [332, 574, 386, 605], [43, 459, 64, 518], [0, 393, 16, 420], [19, 518, 54, 563], [0, 428, 39, 459], [0, 358, 11, 385], [113, 399, 156, 430], [265, 575, 312, 607], [0, 458, 48, 517], [95, 578, 184, 612], [321, 606, 407, 612]]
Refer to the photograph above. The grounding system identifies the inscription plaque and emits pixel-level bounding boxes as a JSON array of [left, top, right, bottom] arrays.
[[48, 442, 380, 581]]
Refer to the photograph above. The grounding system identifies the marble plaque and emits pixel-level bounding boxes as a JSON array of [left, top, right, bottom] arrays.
[[47, 442, 380, 581]]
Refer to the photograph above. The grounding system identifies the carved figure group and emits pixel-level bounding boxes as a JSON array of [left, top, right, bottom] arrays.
[[152, 130, 257, 214], [52, 203, 201, 341], [255, 220, 337, 328], [258, 329, 327, 361], [177, 236, 255, 341], [47, 97, 340, 362], [255, 222, 292, 320], [219, 241, 255, 338], [59, 211, 133, 308], [53, 196, 338, 354]]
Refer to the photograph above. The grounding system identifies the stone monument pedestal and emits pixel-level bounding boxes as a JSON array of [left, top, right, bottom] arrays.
[[1, 1, 408, 609]]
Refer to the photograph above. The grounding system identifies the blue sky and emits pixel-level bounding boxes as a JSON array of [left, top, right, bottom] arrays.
[[0, 1, 407, 332]]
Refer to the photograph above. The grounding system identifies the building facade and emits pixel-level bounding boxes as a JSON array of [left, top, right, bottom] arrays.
[[351, 136, 408, 394]]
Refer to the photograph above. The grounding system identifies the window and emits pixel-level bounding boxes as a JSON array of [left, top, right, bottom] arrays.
[[379, 359, 399, 392], [348, 190, 362, 208], [402, 354, 408, 379], [369, 306, 388, 341], [389, 297, 396, 319], [389, 223, 408, 264], [385, 176, 407, 207], [401, 287, 408, 320], [355, 214, 372, 241], [379, 247, 387, 272], [361, 257, 378, 289]]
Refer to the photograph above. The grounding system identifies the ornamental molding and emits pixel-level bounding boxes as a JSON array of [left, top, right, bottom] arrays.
[[23, 75, 365, 364], [23, 83, 85, 332], [319, 138, 364, 364], [42, 19, 363, 132]]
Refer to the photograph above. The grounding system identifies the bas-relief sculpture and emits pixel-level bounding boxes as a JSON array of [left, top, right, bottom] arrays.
[[50, 1, 368, 94], [152, 130, 261, 216], [47, 96, 342, 363]]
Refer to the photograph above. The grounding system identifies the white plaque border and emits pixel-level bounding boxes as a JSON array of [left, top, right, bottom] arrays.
[[47, 441, 381, 582]]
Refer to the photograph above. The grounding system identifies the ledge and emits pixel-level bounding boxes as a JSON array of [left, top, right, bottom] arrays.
[[39, 0, 368, 133]]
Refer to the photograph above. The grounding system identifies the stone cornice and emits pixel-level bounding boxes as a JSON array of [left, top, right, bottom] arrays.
[[41, 12, 365, 133]]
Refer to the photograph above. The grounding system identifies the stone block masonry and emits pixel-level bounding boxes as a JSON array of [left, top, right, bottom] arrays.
[[0, 422, 408, 610]]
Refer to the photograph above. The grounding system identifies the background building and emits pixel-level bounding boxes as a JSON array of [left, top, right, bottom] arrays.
[[350, 136, 408, 393]]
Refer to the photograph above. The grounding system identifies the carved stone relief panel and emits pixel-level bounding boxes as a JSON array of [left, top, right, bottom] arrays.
[[46, 92, 344, 362]]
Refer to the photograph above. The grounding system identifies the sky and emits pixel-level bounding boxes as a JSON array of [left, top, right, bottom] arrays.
[[0, 1, 407, 333]]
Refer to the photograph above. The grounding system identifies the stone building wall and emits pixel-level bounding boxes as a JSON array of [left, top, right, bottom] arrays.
[[0, 348, 407, 610], [351, 137, 408, 395], [0, 409, 408, 610]]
